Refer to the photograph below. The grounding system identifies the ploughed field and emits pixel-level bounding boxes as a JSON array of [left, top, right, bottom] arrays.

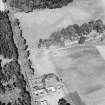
[[49, 45, 105, 105]]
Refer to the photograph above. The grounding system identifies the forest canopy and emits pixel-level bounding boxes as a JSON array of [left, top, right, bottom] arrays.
[[8, 0, 73, 12]]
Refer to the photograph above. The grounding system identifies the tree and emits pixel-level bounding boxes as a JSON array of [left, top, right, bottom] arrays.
[[7, 102, 11, 105], [60, 28, 69, 40], [39, 39, 43, 43], [103, 24, 105, 31], [80, 23, 90, 35], [49, 32, 58, 43], [66, 25, 76, 40], [93, 19, 104, 33], [14, 19, 20, 26], [15, 80, 23, 89], [0, 61, 4, 81], [2, 103, 5, 105], [9, 0, 73, 11], [2, 0, 7, 3], [29, 0, 34, 10], [0, 101, 2, 105], [78, 36, 86, 44], [0, 12, 18, 59], [66, 103, 70, 105], [58, 98, 67, 105], [20, 90, 31, 105], [73, 24, 82, 37], [88, 20, 95, 32]]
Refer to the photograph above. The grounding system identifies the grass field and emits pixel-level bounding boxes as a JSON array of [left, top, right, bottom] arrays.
[[14, 0, 92, 49], [13, 0, 105, 105], [49, 45, 105, 105], [29, 45, 105, 105], [29, 49, 58, 76], [14, 0, 105, 50]]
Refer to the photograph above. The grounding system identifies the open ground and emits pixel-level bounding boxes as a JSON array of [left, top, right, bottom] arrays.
[[29, 45, 105, 105], [49, 45, 105, 105], [13, 0, 105, 105], [14, 0, 105, 49]]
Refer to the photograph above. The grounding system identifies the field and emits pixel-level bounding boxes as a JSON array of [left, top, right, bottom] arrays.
[[14, 0, 105, 50], [29, 49, 58, 76], [29, 45, 105, 105], [49, 45, 105, 105], [14, 0, 92, 49], [13, 0, 105, 105]]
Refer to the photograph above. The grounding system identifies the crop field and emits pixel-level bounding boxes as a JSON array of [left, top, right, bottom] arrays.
[[49, 45, 105, 105]]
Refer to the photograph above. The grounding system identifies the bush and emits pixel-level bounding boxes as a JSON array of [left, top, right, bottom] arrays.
[[93, 19, 104, 33], [58, 98, 71, 105], [20, 90, 31, 105], [78, 36, 86, 44]]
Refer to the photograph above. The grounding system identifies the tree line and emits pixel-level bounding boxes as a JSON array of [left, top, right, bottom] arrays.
[[38, 19, 105, 48], [0, 11, 18, 59], [6, 0, 73, 12], [0, 11, 31, 105]]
